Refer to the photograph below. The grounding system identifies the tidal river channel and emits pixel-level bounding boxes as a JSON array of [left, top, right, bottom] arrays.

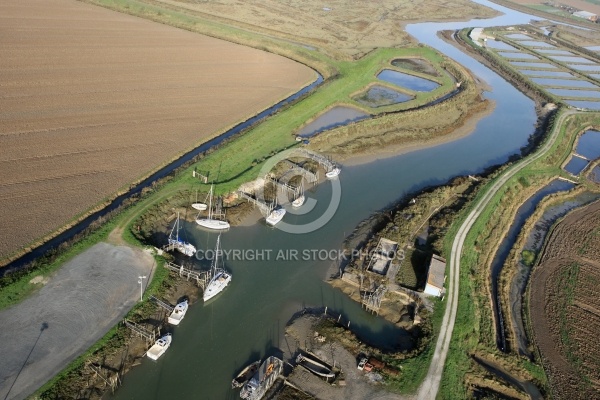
[[114, 2, 547, 398]]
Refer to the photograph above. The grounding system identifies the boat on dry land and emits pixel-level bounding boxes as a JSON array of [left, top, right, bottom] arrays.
[[167, 300, 188, 326], [232, 360, 261, 389], [296, 351, 335, 379], [147, 334, 172, 360]]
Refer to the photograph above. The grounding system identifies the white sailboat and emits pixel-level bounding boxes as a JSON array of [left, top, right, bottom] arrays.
[[167, 299, 188, 325], [196, 184, 230, 230], [168, 212, 196, 257], [292, 180, 305, 208], [203, 234, 232, 302]]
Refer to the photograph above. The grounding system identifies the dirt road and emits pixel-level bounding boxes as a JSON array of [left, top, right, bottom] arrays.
[[0, 243, 154, 400], [416, 109, 574, 399]]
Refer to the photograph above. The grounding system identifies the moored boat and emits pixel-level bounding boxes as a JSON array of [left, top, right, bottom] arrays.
[[146, 334, 171, 361], [196, 184, 230, 230], [203, 234, 232, 302], [232, 360, 261, 389], [240, 356, 283, 400], [167, 300, 188, 325], [325, 166, 341, 179], [266, 208, 286, 226], [168, 212, 196, 257], [191, 203, 207, 211], [292, 180, 305, 208]]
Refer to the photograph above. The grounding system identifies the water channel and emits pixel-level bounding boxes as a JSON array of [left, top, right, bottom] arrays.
[[111, 1, 556, 398]]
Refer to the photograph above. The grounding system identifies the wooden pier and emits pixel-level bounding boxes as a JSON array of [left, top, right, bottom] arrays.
[[123, 319, 158, 346], [164, 262, 211, 290], [281, 159, 319, 184], [297, 149, 336, 172], [237, 190, 272, 215], [150, 295, 174, 313]]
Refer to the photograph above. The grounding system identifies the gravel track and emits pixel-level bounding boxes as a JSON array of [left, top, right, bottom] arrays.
[[0, 242, 154, 400]]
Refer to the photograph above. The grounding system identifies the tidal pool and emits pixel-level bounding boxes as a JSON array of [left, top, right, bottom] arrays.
[[354, 85, 413, 107], [549, 55, 595, 64], [498, 52, 539, 60], [296, 106, 369, 137], [520, 70, 573, 77], [505, 33, 531, 40], [510, 61, 557, 68], [564, 156, 589, 175], [518, 40, 555, 48], [566, 100, 600, 110], [377, 69, 440, 92], [531, 78, 598, 88], [575, 130, 600, 160], [535, 49, 573, 56], [546, 88, 600, 98], [571, 64, 600, 72], [485, 40, 517, 51]]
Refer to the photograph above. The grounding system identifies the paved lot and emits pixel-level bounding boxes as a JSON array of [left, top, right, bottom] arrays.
[[0, 243, 154, 400]]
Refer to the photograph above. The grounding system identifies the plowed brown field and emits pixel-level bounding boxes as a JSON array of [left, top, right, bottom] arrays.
[[529, 200, 600, 399], [0, 0, 315, 262]]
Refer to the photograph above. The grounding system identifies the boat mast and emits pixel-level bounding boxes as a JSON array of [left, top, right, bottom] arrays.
[[212, 234, 221, 275], [208, 185, 214, 220]]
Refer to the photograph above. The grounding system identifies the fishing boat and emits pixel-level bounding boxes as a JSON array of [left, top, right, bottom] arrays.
[[240, 356, 283, 400], [146, 334, 171, 360], [265, 204, 286, 226], [296, 352, 335, 379], [325, 166, 341, 179], [232, 360, 261, 389], [168, 212, 196, 257], [203, 234, 232, 302], [167, 300, 188, 326], [196, 184, 230, 230], [292, 181, 305, 208]]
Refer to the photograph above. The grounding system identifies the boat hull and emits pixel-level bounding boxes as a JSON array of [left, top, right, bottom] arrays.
[[203, 270, 231, 302], [196, 218, 230, 230], [265, 209, 286, 226], [192, 203, 208, 211], [147, 334, 172, 360], [168, 300, 188, 325]]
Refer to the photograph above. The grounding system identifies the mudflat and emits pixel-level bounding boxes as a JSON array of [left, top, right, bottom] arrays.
[[0, 0, 315, 262]]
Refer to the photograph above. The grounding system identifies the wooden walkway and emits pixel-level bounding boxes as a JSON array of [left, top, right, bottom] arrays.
[[164, 262, 211, 290]]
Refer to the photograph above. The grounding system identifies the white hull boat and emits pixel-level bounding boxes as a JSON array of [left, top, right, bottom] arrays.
[[266, 208, 286, 226], [203, 234, 232, 302], [204, 270, 232, 301], [292, 195, 305, 208], [169, 212, 196, 257], [196, 218, 230, 230], [195, 184, 230, 230], [147, 334, 171, 360], [167, 300, 188, 325], [325, 167, 341, 179], [191, 203, 208, 211]]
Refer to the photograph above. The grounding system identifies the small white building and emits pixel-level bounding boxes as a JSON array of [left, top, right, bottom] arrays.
[[424, 254, 446, 297]]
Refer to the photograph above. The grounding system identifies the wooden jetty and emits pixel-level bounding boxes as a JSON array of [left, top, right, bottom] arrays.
[[237, 190, 272, 215], [297, 149, 336, 172], [164, 262, 211, 290], [150, 295, 174, 313], [123, 319, 159, 346], [281, 159, 318, 184]]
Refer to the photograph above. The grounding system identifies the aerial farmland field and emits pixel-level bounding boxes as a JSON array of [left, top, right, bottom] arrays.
[[0, 0, 315, 262]]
